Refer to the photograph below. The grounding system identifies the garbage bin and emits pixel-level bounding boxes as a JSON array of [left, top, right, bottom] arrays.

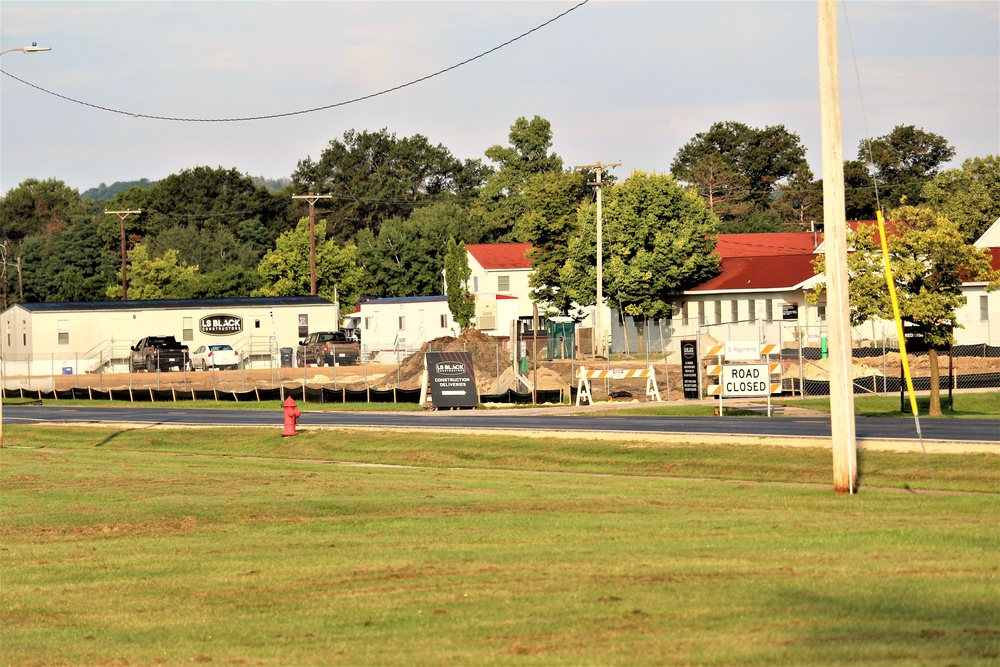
[[280, 347, 294, 368]]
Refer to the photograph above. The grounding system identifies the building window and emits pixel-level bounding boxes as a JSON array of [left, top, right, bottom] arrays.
[[765, 300, 773, 323], [981, 295, 989, 321], [365, 317, 372, 329], [817, 303, 826, 321], [697, 301, 705, 326], [681, 302, 689, 327], [255, 319, 261, 329], [182, 317, 193, 342], [398, 316, 405, 330], [497, 275, 510, 292], [58, 320, 69, 345], [472, 276, 479, 293], [298, 314, 308, 338], [440, 314, 448, 328], [748, 300, 756, 322], [731, 300, 739, 322], [714, 301, 722, 324]]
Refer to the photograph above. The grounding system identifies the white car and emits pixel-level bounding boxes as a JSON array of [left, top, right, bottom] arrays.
[[189, 344, 241, 371]]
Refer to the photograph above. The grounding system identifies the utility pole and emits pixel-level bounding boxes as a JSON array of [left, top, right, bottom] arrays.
[[576, 162, 620, 358], [292, 193, 333, 296], [818, 0, 857, 493], [105, 209, 141, 301]]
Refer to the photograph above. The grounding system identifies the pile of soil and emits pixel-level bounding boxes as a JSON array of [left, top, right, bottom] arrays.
[[367, 328, 511, 394], [783, 358, 886, 381]]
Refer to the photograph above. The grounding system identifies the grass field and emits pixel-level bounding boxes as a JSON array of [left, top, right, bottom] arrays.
[[2, 425, 998, 666]]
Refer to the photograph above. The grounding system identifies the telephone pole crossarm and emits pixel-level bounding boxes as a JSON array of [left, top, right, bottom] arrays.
[[104, 209, 142, 301], [292, 193, 334, 296]]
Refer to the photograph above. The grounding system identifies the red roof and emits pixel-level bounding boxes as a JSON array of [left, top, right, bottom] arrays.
[[690, 254, 819, 292], [714, 233, 820, 257], [466, 243, 532, 270]]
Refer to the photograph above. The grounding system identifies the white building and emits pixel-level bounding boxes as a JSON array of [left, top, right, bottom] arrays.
[[357, 294, 521, 363], [0, 296, 340, 375], [466, 243, 534, 320]]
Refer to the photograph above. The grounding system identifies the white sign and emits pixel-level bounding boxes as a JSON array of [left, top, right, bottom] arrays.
[[724, 340, 760, 361], [721, 364, 772, 397]]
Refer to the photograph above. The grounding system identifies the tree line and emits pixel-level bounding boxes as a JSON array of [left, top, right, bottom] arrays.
[[1, 115, 997, 327]]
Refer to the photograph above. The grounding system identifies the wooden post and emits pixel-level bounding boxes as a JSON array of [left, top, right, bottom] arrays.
[[818, 0, 858, 493]]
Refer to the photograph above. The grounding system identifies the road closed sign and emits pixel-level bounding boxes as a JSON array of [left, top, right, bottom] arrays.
[[426, 351, 479, 408], [720, 364, 775, 397]]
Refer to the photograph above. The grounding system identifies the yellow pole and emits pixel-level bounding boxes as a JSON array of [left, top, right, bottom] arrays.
[[875, 210, 922, 436]]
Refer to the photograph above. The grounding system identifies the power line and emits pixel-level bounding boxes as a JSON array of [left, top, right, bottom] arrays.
[[0, 1, 590, 123]]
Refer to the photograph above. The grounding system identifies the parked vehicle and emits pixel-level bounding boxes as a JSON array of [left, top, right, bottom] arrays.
[[189, 344, 240, 371], [130, 336, 189, 373], [296, 331, 360, 367]]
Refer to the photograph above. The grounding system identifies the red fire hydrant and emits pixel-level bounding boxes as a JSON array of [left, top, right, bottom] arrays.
[[282, 397, 301, 437]]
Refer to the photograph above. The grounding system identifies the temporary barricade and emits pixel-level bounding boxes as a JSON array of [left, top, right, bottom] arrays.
[[575, 365, 662, 406]]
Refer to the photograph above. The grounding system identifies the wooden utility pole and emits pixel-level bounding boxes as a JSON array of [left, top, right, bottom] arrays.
[[292, 193, 333, 296], [576, 162, 620, 358], [818, 0, 857, 493], [105, 209, 141, 301]]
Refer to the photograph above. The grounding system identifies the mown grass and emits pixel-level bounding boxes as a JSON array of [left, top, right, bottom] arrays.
[[3, 426, 998, 666], [621, 391, 1000, 419], [775, 391, 1000, 418]]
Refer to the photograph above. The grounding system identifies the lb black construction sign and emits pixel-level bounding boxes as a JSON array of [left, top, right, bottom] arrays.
[[199, 314, 243, 335], [426, 351, 479, 408]]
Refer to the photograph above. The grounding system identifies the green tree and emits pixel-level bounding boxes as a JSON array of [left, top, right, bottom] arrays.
[[356, 202, 469, 298], [147, 224, 261, 274], [190, 265, 263, 299], [516, 170, 589, 314], [471, 116, 564, 243], [810, 206, 999, 416], [105, 244, 200, 300], [97, 168, 291, 270], [859, 124, 955, 209], [671, 121, 808, 221], [563, 171, 721, 353], [293, 129, 478, 241], [0, 178, 84, 245], [843, 159, 876, 220], [443, 237, 475, 331], [920, 155, 1000, 243], [253, 218, 364, 314], [772, 165, 824, 229]]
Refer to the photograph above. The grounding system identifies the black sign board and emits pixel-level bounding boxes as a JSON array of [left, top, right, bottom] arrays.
[[426, 351, 479, 409], [681, 339, 700, 399], [782, 302, 798, 320], [199, 314, 243, 336]]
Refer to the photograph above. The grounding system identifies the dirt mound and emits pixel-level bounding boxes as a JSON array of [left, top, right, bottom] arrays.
[[369, 328, 509, 392], [784, 357, 885, 381]]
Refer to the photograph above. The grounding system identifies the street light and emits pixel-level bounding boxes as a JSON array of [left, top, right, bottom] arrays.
[[0, 41, 50, 450], [0, 42, 52, 56]]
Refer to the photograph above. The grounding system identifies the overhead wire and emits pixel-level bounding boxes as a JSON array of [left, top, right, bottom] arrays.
[[0, 0, 590, 123]]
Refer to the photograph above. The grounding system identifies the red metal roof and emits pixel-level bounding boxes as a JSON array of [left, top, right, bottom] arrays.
[[690, 254, 819, 292], [466, 243, 533, 270], [714, 233, 820, 257]]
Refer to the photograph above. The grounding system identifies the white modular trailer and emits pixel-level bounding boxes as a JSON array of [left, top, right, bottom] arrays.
[[0, 296, 340, 375], [358, 296, 454, 364]]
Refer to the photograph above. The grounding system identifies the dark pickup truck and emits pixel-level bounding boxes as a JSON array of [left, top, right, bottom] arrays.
[[296, 331, 360, 367], [130, 336, 190, 372]]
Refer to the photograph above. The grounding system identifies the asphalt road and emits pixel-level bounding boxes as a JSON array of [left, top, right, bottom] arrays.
[[5, 404, 998, 445]]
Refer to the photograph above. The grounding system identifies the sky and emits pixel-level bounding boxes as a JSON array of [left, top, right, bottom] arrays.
[[1, 0, 997, 197]]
